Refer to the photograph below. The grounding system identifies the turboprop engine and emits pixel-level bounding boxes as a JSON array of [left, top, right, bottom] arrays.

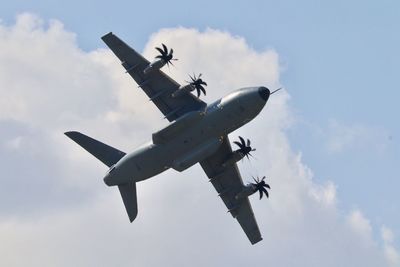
[[222, 150, 246, 167], [144, 58, 167, 74], [235, 183, 258, 200], [222, 136, 256, 167], [172, 73, 207, 98], [143, 43, 177, 74], [171, 84, 195, 98], [235, 176, 270, 200]]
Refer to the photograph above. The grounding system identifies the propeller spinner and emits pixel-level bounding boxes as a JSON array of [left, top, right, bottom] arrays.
[[155, 43, 178, 67], [187, 73, 207, 97], [251, 176, 271, 199], [233, 136, 256, 159]]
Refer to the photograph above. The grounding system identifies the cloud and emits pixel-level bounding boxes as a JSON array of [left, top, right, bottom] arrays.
[[382, 226, 400, 266], [347, 210, 373, 244], [0, 14, 398, 266]]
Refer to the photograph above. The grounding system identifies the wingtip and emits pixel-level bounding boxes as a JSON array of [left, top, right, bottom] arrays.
[[64, 131, 79, 137], [251, 236, 263, 245], [128, 214, 137, 223], [101, 32, 114, 40]]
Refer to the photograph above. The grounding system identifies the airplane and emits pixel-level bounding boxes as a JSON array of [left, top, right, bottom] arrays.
[[65, 32, 276, 245]]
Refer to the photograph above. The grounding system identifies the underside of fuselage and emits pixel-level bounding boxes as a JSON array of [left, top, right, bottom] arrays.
[[103, 86, 270, 186]]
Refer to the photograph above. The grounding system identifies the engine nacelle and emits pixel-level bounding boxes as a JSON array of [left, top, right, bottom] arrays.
[[221, 151, 245, 167], [143, 59, 166, 74], [235, 184, 257, 200], [171, 84, 195, 98]]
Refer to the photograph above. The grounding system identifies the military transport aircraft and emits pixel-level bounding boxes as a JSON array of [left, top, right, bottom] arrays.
[[65, 32, 276, 245]]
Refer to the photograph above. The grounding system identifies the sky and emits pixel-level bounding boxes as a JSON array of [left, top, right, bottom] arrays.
[[0, 0, 399, 266]]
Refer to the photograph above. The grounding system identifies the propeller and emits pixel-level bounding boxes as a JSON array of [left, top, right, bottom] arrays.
[[233, 136, 255, 159], [155, 43, 178, 67], [251, 176, 271, 199], [187, 73, 207, 97]]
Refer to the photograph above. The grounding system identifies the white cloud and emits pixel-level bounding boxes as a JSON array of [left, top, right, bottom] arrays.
[[309, 180, 337, 207], [348, 210, 373, 244], [382, 226, 400, 267], [0, 14, 398, 267]]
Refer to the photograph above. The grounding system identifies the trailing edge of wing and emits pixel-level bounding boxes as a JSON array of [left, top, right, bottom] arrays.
[[64, 131, 126, 167]]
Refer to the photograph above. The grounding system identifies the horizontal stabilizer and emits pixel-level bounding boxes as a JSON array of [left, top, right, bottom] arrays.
[[65, 131, 125, 167], [118, 182, 138, 222]]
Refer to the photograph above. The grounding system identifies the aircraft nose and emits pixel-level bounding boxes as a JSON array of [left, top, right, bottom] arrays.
[[258, 87, 270, 101]]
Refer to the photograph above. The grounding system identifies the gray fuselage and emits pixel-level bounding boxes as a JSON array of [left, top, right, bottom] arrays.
[[104, 86, 270, 186]]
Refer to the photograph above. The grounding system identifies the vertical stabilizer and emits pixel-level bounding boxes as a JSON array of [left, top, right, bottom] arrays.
[[118, 182, 138, 222]]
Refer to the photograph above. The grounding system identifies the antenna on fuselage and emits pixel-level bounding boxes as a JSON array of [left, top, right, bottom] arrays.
[[270, 87, 282, 95]]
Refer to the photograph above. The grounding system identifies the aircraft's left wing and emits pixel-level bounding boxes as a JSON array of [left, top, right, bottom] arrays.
[[102, 32, 206, 121], [200, 136, 262, 244]]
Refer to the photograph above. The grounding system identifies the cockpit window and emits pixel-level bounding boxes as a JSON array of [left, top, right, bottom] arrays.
[[220, 91, 240, 106], [206, 100, 222, 112]]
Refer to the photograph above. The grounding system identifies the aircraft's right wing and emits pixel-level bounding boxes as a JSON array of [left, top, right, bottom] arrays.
[[102, 32, 206, 121], [200, 136, 262, 245]]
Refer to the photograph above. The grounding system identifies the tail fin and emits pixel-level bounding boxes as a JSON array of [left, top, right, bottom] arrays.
[[65, 131, 137, 222], [64, 131, 125, 167], [118, 182, 138, 222]]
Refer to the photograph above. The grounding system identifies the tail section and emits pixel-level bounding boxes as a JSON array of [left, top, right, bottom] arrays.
[[64, 131, 125, 167], [118, 182, 138, 222], [65, 131, 138, 222]]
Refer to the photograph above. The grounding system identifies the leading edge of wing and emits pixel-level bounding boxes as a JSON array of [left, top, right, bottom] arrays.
[[101, 32, 207, 122]]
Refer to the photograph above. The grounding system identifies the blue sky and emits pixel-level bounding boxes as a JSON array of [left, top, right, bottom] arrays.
[[0, 0, 399, 266]]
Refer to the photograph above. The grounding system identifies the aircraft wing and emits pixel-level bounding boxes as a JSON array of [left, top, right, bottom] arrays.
[[200, 136, 262, 244], [102, 32, 207, 121]]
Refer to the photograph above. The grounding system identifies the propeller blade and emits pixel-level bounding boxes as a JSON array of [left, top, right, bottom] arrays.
[[259, 189, 263, 200], [233, 141, 243, 149], [196, 87, 201, 97], [239, 136, 245, 147], [165, 62, 171, 71], [155, 47, 165, 55], [247, 139, 251, 147], [162, 43, 168, 54], [199, 85, 206, 96], [261, 187, 269, 198]]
